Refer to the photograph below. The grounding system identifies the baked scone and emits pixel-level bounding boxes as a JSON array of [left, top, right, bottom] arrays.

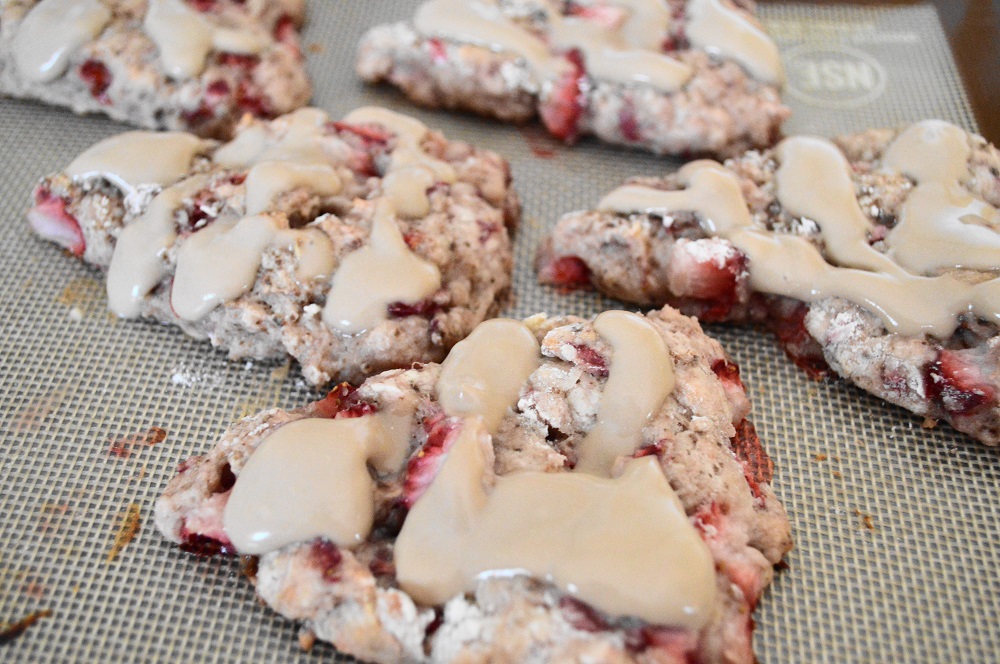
[[357, 0, 788, 158], [0, 0, 311, 138], [154, 307, 791, 663], [539, 119, 1000, 445], [29, 106, 519, 386]]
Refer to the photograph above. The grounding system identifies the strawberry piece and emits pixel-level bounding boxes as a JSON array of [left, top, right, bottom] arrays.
[[181, 102, 214, 129], [571, 343, 609, 378], [311, 539, 343, 583], [712, 359, 745, 392], [188, 0, 215, 11], [538, 254, 592, 290], [28, 188, 85, 257], [313, 383, 377, 419], [631, 441, 663, 459], [618, 102, 641, 142], [427, 38, 448, 64], [217, 52, 259, 69], [925, 349, 995, 416], [179, 532, 236, 556], [387, 298, 441, 319], [565, 4, 627, 28], [273, 14, 297, 44], [332, 121, 393, 145], [540, 49, 586, 143], [763, 298, 830, 378], [234, 80, 271, 117], [79, 59, 112, 104], [666, 238, 749, 321], [559, 596, 609, 632], [729, 419, 773, 501], [206, 79, 231, 98], [401, 413, 462, 508]]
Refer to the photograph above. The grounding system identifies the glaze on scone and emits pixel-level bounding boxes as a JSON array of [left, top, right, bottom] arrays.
[[0, 0, 311, 138], [154, 307, 792, 664], [539, 120, 1000, 445], [29, 107, 519, 386], [357, 0, 788, 158]]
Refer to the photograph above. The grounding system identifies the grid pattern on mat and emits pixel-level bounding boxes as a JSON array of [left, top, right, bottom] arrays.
[[0, 2, 997, 662]]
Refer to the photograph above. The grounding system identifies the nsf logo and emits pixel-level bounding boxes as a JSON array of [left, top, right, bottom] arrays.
[[784, 44, 888, 109]]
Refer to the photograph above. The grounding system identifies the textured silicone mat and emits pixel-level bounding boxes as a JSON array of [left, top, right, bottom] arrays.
[[1, 2, 997, 662]]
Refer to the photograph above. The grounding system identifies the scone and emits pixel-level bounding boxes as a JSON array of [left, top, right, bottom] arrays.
[[155, 307, 792, 663], [29, 106, 519, 386], [0, 0, 311, 138], [539, 119, 1000, 445], [357, 0, 788, 158]]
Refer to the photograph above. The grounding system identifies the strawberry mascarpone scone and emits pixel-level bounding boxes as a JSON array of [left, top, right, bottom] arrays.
[[357, 0, 788, 158], [0, 0, 310, 138], [539, 120, 1000, 445], [154, 308, 792, 663], [28, 106, 519, 386]]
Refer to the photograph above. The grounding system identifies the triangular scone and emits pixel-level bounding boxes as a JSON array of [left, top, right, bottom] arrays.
[[155, 307, 792, 663], [539, 120, 1000, 445], [357, 0, 788, 157], [1, 0, 311, 138], [29, 107, 519, 386]]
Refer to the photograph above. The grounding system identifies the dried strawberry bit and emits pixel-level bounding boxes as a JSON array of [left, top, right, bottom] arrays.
[[179, 531, 236, 557], [572, 344, 609, 378], [273, 14, 297, 45], [387, 298, 442, 319], [216, 52, 260, 69], [181, 102, 215, 129], [217, 463, 237, 493], [618, 101, 642, 142], [205, 79, 231, 98], [228, 171, 247, 185], [332, 121, 393, 145], [401, 414, 462, 508], [28, 188, 85, 257], [624, 625, 695, 658], [79, 59, 112, 104], [313, 383, 377, 419], [631, 441, 663, 459], [538, 255, 592, 290], [729, 419, 773, 500], [539, 49, 586, 143], [763, 298, 830, 378], [924, 349, 995, 416], [558, 596, 609, 632], [477, 220, 500, 243], [234, 80, 272, 117], [366, 544, 396, 578], [712, 358, 745, 391], [566, 3, 627, 27], [311, 539, 343, 582], [427, 37, 449, 64], [424, 608, 445, 639], [667, 240, 749, 321]]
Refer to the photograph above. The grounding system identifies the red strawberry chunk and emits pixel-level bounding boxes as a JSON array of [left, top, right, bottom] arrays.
[[387, 298, 441, 319], [565, 4, 627, 28], [538, 254, 592, 290], [332, 121, 393, 145], [540, 50, 586, 143], [427, 38, 449, 64], [729, 419, 773, 501], [666, 238, 749, 321], [401, 414, 462, 508], [764, 298, 830, 378], [29, 188, 85, 257], [79, 59, 112, 104], [571, 343, 609, 378], [179, 531, 236, 556], [559, 596, 609, 632], [618, 102, 641, 142], [313, 383, 377, 419], [311, 539, 343, 583], [925, 349, 995, 416]]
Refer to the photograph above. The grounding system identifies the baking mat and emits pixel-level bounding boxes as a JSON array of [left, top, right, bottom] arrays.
[[1, 2, 997, 662]]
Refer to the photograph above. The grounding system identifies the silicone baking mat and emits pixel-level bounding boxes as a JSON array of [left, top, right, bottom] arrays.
[[1, 2, 996, 662]]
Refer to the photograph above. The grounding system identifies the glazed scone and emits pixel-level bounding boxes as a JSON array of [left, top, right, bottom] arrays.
[[154, 307, 791, 663], [29, 106, 519, 386], [0, 0, 311, 138], [539, 119, 1000, 445], [357, 0, 788, 158]]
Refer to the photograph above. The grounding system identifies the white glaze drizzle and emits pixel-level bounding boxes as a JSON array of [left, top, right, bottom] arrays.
[[574, 311, 675, 476], [66, 131, 208, 190], [107, 175, 209, 318], [598, 120, 1000, 337], [144, 0, 269, 79], [436, 319, 542, 432], [171, 214, 333, 322], [213, 108, 333, 167], [13, 0, 111, 83], [322, 200, 441, 334], [685, 0, 784, 85], [244, 161, 342, 216], [414, 0, 693, 92], [395, 419, 716, 628], [223, 411, 413, 554]]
